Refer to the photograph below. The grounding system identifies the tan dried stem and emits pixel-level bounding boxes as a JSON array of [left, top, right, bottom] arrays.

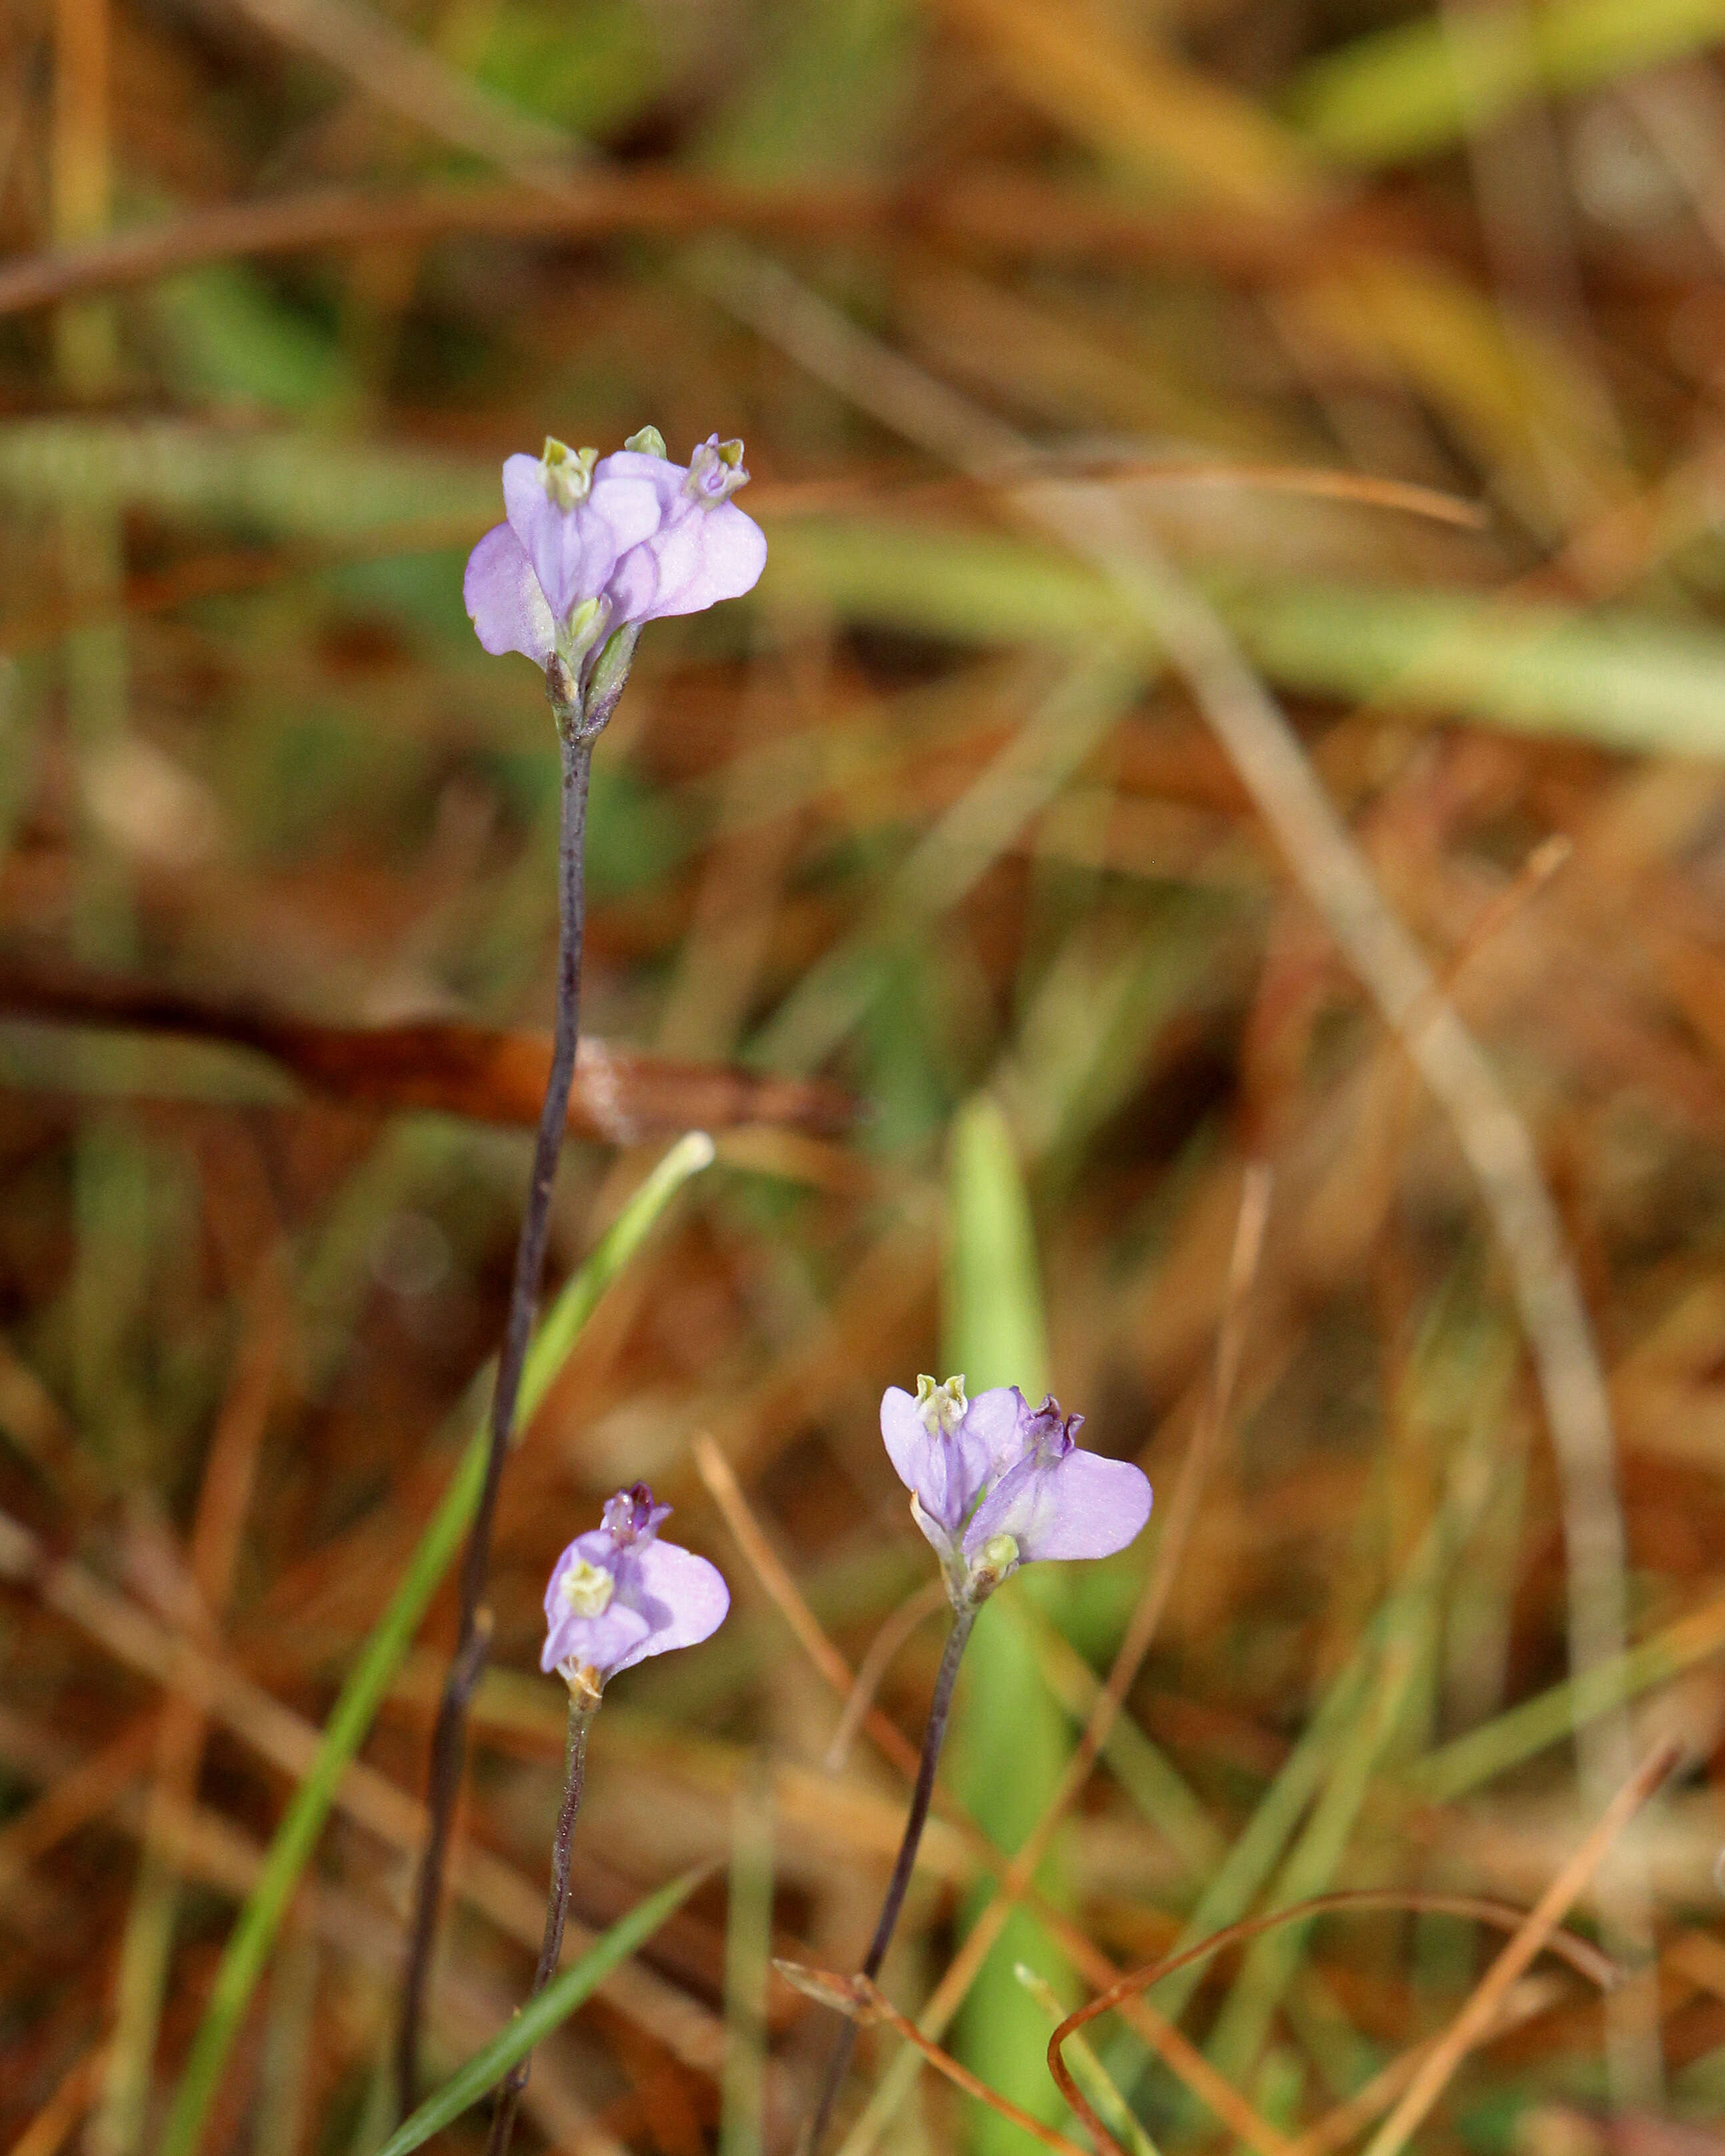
[[1357, 1742, 1678, 2156], [1049, 1886, 1628, 2156]]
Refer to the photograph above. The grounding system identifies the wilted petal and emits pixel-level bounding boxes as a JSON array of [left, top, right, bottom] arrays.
[[464, 523, 556, 664], [611, 1540, 730, 1675], [502, 454, 619, 624], [964, 1447, 1151, 1566]]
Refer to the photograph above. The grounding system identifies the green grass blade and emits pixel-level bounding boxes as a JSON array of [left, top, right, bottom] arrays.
[[1408, 1581, 1725, 1803], [944, 1093, 1070, 2156], [371, 1866, 707, 2156], [158, 1132, 717, 2156], [1014, 1963, 1162, 2156], [1288, 0, 1725, 166]]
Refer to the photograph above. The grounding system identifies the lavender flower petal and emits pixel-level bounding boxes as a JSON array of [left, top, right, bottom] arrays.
[[541, 1598, 652, 1676], [963, 1445, 1152, 1565], [964, 1384, 1028, 1484], [609, 1540, 731, 1675], [464, 523, 556, 664], [502, 453, 620, 625], [539, 1486, 729, 1684], [879, 1383, 994, 1534], [617, 498, 767, 624]]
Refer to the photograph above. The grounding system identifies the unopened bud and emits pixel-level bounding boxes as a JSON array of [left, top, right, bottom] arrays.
[[544, 652, 577, 714], [964, 1532, 1020, 1604]]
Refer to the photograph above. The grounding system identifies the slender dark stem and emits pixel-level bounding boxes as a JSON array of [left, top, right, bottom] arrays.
[[486, 1683, 596, 2156], [395, 720, 593, 2117], [801, 1604, 976, 2156]]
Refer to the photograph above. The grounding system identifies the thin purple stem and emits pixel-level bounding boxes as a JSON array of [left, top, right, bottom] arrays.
[[801, 1603, 976, 2156], [486, 1683, 596, 2156], [395, 705, 593, 2117]]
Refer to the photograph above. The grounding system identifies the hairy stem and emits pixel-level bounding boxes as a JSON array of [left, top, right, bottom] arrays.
[[395, 716, 593, 2115], [802, 1604, 976, 2156], [486, 1681, 597, 2156]]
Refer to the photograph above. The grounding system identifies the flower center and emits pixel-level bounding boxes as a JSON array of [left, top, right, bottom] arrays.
[[914, 1372, 968, 1438], [540, 437, 599, 510], [559, 1558, 615, 1617]]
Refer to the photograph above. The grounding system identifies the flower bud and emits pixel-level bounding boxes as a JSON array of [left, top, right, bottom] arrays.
[[965, 1532, 1020, 1602]]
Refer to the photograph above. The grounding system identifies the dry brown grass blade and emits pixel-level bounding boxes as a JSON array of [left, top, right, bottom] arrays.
[[1048, 1887, 1628, 2156], [7, 2044, 108, 2156], [0, 1715, 157, 1906], [1356, 1744, 1680, 2156], [0, 962, 855, 1139], [0, 173, 1425, 323], [1284, 1977, 1566, 2156], [691, 1432, 918, 1773]]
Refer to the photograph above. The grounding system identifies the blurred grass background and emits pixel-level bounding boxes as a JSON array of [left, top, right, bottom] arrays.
[[3, 3, 1725, 2156]]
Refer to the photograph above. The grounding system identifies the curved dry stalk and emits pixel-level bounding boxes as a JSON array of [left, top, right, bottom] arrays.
[[777, 1964, 1092, 2156], [1048, 1884, 1630, 2156], [1356, 1742, 1677, 2156]]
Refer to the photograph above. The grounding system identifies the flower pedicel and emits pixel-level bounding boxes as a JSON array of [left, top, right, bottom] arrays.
[[484, 1485, 728, 2156], [400, 427, 761, 2117], [802, 1378, 1151, 2153]]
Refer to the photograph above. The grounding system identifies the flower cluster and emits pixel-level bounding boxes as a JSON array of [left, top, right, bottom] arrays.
[[465, 429, 767, 680], [880, 1376, 1151, 1604], [542, 1482, 729, 1687]]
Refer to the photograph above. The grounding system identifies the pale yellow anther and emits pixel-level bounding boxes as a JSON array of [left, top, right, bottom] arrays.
[[914, 1372, 968, 1438], [541, 437, 599, 509]]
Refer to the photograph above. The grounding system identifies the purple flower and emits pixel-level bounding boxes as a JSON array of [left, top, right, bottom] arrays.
[[880, 1379, 1151, 1602], [541, 1481, 729, 1685], [464, 429, 767, 672]]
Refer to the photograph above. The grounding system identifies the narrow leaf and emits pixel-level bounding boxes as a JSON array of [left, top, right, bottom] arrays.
[[371, 1867, 707, 2156]]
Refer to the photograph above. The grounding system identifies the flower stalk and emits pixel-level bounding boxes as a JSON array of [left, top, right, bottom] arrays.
[[395, 674, 598, 2116], [799, 1374, 1153, 2155], [485, 1669, 601, 2156], [801, 1604, 976, 2156], [399, 425, 761, 2113]]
